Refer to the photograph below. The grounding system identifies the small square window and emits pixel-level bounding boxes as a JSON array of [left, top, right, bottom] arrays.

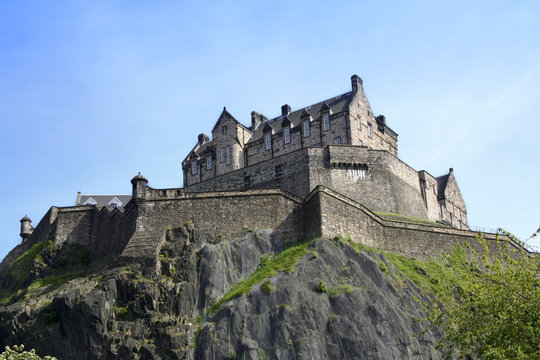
[[275, 165, 283, 178], [334, 136, 342, 144]]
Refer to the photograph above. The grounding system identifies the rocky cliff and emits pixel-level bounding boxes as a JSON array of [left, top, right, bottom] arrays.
[[0, 227, 442, 359]]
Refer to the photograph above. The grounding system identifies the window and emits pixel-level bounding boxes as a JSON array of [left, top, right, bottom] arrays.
[[358, 140, 363, 146], [284, 126, 291, 144], [357, 117, 362, 130], [303, 120, 310, 137], [265, 133, 272, 150], [206, 156, 212, 170], [226, 146, 231, 165], [220, 149, 225, 163], [221, 126, 227, 134], [323, 113, 330, 130], [275, 165, 283, 178], [368, 123, 372, 138], [191, 160, 198, 175], [334, 137, 342, 144]]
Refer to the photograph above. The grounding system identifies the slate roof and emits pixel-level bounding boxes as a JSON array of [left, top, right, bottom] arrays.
[[436, 169, 453, 199], [246, 92, 354, 144], [77, 195, 132, 207]]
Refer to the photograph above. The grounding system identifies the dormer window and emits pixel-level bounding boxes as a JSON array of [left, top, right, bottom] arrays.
[[303, 119, 310, 137], [284, 126, 291, 144], [265, 133, 272, 150], [191, 161, 198, 175], [323, 113, 330, 131], [206, 156, 212, 170], [108, 197, 123, 208]]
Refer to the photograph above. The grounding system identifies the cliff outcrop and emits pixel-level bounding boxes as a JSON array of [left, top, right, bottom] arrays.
[[0, 227, 442, 359]]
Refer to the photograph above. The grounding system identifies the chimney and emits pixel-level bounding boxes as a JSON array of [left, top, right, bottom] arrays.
[[198, 133, 209, 144], [251, 111, 268, 131], [281, 104, 291, 116], [351, 74, 363, 92]]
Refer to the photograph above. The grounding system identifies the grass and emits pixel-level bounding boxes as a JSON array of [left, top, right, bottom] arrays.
[[331, 234, 458, 305], [0, 271, 83, 305], [209, 238, 314, 312], [328, 284, 357, 298], [8, 238, 54, 283], [260, 280, 275, 295]]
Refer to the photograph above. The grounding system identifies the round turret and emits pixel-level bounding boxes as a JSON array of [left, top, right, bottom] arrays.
[[131, 172, 148, 201], [20, 215, 33, 240]]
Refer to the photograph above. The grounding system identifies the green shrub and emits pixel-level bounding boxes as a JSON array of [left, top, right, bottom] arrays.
[[260, 280, 275, 295], [316, 281, 329, 294]]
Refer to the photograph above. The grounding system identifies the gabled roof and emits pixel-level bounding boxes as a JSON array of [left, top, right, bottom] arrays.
[[211, 107, 251, 134], [78, 195, 132, 207], [246, 92, 354, 144]]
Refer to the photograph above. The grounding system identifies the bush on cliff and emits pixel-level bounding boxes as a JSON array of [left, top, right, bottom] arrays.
[[0, 345, 56, 360], [429, 230, 540, 360]]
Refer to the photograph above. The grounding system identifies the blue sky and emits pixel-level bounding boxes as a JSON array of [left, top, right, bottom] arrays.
[[1, 1, 539, 260]]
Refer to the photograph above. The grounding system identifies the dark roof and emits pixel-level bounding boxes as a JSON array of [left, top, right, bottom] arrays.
[[247, 92, 354, 143], [78, 195, 132, 207]]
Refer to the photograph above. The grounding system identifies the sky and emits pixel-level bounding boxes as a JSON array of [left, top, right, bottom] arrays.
[[1, 0, 539, 261]]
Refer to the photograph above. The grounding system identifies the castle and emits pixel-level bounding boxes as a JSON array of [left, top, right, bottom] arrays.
[[182, 75, 467, 229], [4, 75, 520, 276]]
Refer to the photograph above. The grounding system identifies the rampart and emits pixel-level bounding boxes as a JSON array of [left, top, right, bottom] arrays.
[[2, 179, 529, 277]]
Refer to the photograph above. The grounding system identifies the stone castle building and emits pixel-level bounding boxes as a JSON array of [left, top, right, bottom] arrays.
[[182, 75, 467, 229], [5, 74, 511, 278]]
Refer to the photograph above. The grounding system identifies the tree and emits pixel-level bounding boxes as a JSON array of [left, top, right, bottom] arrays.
[[432, 230, 540, 359], [0, 345, 56, 360]]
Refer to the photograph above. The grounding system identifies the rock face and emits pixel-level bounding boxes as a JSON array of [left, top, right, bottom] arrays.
[[0, 228, 441, 359]]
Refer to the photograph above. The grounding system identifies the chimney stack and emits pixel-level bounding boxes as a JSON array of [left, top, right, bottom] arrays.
[[281, 104, 291, 116], [351, 74, 363, 92], [198, 133, 209, 144]]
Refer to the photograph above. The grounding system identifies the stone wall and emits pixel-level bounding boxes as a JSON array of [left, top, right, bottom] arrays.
[[310, 186, 524, 260], [186, 148, 313, 199], [187, 145, 441, 222]]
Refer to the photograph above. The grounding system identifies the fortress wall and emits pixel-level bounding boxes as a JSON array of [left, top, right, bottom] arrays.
[[309, 146, 429, 219], [311, 186, 520, 260], [54, 208, 93, 246], [186, 148, 312, 199], [306, 187, 386, 247], [0, 207, 59, 272], [139, 190, 304, 243], [87, 206, 138, 261]]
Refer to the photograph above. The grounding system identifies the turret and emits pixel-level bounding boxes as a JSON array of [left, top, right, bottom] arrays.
[[131, 172, 148, 202], [20, 215, 33, 241]]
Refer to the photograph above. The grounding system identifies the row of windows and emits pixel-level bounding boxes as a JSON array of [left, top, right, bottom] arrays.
[[263, 116, 341, 151], [191, 146, 232, 175]]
